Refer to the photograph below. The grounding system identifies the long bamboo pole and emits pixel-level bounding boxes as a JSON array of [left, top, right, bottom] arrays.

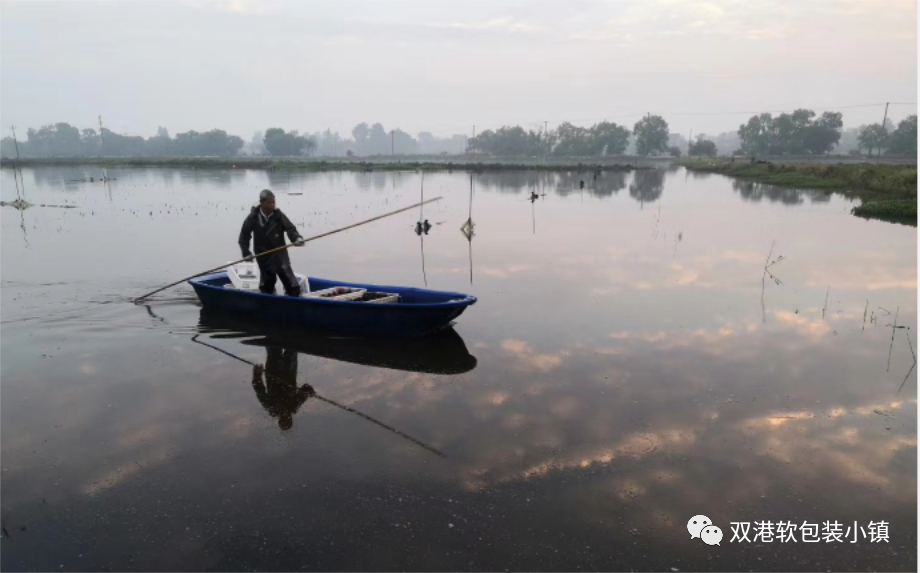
[[134, 196, 442, 302]]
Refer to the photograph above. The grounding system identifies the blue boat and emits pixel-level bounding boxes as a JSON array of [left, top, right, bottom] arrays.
[[188, 271, 477, 337]]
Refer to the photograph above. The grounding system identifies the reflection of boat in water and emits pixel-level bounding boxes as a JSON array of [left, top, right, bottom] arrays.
[[191, 318, 449, 456], [197, 308, 477, 375]]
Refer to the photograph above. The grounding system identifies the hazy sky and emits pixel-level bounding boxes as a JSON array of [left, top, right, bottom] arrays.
[[1, 0, 916, 139]]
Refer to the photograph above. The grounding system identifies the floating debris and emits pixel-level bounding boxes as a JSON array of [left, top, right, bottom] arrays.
[[0, 199, 32, 210]]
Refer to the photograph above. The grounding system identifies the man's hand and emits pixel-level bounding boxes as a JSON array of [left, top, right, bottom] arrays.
[[295, 238, 306, 247], [243, 253, 254, 262]]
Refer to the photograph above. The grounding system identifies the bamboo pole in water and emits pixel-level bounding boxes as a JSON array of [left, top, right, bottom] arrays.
[[134, 196, 442, 302]]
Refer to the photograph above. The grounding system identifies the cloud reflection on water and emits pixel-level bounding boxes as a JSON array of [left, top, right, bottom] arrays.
[[1, 166, 915, 570]]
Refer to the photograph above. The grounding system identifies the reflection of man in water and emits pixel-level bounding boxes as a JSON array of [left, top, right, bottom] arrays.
[[251, 347, 315, 430]]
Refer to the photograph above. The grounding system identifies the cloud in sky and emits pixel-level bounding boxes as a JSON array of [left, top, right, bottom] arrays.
[[0, 0, 915, 137], [441, 17, 544, 33]]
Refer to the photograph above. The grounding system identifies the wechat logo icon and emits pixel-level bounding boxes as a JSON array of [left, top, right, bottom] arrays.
[[687, 515, 722, 546]]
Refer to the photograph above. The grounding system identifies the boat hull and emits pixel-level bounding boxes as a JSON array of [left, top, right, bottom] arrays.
[[189, 272, 476, 337], [197, 308, 477, 374]]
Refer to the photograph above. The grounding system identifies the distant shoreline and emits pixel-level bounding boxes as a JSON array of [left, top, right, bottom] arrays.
[[1, 154, 913, 171], [0, 156, 666, 172], [680, 159, 917, 226]]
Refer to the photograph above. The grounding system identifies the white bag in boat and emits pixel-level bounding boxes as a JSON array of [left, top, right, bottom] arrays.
[[294, 273, 310, 294]]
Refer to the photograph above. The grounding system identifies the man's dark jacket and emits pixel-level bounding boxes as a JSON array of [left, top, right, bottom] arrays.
[[238, 206, 303, 258]]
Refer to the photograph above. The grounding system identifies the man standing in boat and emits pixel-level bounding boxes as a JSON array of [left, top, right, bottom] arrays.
[[239, 189, 305, 296]]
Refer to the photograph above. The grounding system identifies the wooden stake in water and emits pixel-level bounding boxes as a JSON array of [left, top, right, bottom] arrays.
[[862, 298, 869, 332], [134, 197, 442, 303], [822, 286, 830, 319], [10, 126, 25, 201], [10, 126, 21, 159], [899, 328, 917, 394], [887, 306, 900, 372], [419, 173, 427, 287]]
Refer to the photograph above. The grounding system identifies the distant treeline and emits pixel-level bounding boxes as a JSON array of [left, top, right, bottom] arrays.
[[0, 122, 468, 159], [469, 111, 918, 158], [1, 111, 916, 159], [468, 118, 668, 158], [468, 122, 632, 157], [320, 123, 468, 157], [738, 111, 916, 157], [0, 125, 245, 159]]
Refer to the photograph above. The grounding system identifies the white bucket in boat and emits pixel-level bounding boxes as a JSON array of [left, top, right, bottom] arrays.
[[228, 262, 309, 294], [227, 261, 260, 290]]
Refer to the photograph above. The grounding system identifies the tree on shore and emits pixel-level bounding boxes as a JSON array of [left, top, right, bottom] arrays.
[[738, 109, 843, 156], [738, 113, 774, 155], [633, 115, 670, 156], [689, 138, 717, 157], [590, 121, 631, 156], [263, 128, 316, 156], [886, 115, 917, 156], [857, 124, 889, 158], [467, 126, 544, 156], [802, 112, 843, 154]]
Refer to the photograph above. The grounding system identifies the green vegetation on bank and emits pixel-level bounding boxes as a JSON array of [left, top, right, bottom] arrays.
[[681, 159, 917, 226], [852, 199, 917, 224], [0, 156, 646, 173]]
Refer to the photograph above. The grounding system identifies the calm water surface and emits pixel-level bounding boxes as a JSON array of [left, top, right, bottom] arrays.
[[1, 166, 916, 571]]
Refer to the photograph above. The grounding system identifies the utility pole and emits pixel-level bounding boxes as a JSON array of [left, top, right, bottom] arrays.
[[688, 129, 692, 156], [391, 130, 394, 156], [871, 102, 891, 159], [10, 126, 21, 159], [98, 115, 106, 156]]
